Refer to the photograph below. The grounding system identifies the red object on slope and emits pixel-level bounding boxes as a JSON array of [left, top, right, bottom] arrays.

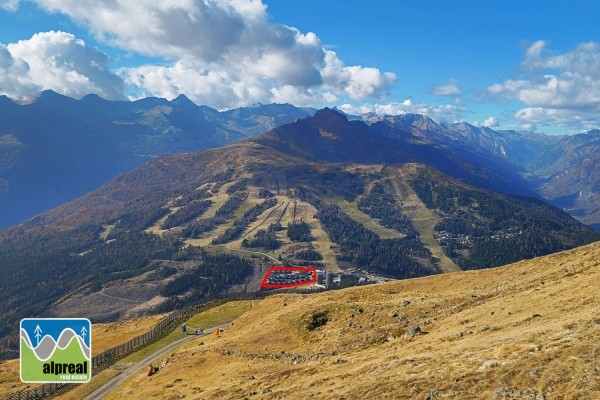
[[260, 266, 317, 289]]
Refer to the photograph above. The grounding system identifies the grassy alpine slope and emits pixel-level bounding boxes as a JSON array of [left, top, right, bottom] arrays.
[[99, 241, 600, 399]]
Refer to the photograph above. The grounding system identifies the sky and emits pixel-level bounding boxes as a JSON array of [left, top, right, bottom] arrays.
[[0, 1, 599, 134]]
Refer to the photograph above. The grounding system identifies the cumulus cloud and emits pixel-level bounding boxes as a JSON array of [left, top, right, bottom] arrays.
[[432, 80, 461, 96], [20, 0, 395, 107], [473, 116, 499, 128], [0, 43, 40, 100], [487, 40, 600, 130], [339, 99, 466, 124], [488, 73, 600, 110], [513, 107, 599, 132], [124, 59, 276, 109], [320, 50, 396, 100], [0, 31, 125, 101], [33, 0, 253, 61]]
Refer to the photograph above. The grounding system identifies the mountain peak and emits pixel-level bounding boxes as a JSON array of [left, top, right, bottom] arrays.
[[0, 95, 18, 108], [171, 94, 196, 107], [81, 93, 103, 101], [37, 89, 70, 100], [312, 107, 349, 123]]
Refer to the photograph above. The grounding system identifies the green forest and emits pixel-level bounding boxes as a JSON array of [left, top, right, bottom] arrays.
[[159, 253, 252, 310], [0, 224, 183, 355], [298, 187, 436, 278], [358, 180, 419, 237], [409, 172, 600, 269]]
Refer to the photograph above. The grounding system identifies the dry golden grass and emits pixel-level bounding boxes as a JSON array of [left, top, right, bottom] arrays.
[[92, 314, 167, 354], [0, 358, 29, 396], [103, 241, 600, 399]]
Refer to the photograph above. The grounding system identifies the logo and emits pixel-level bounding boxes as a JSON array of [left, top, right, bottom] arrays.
[[20, 318, 91, 383]]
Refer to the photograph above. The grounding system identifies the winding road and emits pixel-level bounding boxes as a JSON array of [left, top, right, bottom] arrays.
[[84, 323, 230, 399]]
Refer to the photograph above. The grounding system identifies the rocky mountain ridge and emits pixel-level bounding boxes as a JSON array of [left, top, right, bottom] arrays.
[[0, 91, 314, 227], [2, 92, 600, 228]]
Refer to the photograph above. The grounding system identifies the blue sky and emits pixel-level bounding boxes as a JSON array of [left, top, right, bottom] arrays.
[[1, 1, 599, 134]]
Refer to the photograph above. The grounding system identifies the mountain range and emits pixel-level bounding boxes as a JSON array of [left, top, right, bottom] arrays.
[[1, 106, 598, 357], [1, 92, 599, 229], [0, 90, 313, 227]]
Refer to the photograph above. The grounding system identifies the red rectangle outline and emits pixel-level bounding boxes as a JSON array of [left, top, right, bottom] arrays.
[[260, 266, 318, 289]]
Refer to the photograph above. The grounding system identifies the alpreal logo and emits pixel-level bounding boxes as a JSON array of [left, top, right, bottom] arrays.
[[20, 318, 91, 383]]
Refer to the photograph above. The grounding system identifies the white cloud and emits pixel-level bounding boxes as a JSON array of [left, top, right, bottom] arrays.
[[474, 116, 499, 128], [432, 80, 461, 96], [124, 59, 272, 109], [0, 43, 40, 101], [513, 107, 599, 132], [0, 0, 18, 11], [487, 40, 600, 130], [34, 0, 255, 61], [523, 40, 600, 78], [339, 99, 465, 124], [0, 31, 124, 101], [321, 50, 396, 100], [270, 85, 338, 107], [21, 0, 395, 107], [488, 73, 600, 110]]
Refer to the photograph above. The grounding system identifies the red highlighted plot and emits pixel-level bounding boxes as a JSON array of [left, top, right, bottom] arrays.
[[260, 266, 317, 289]]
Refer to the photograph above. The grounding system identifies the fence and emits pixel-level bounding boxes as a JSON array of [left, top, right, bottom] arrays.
[[2, 287, 329, 400]]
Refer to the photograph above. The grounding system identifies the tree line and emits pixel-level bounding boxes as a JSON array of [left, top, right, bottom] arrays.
[[358, 180, 419, 237], [159, 253, 252, 309], [181, 190, 248, 238], [409, 172, 600, 269], [212, 197, 278, 244], [297, 187, 436, 278]]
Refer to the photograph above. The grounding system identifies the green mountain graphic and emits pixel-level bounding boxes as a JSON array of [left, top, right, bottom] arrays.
[[21, 332, 90, 383]]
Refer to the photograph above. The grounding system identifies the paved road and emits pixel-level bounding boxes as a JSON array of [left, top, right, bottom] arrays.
[[84, 324, 230, 399]]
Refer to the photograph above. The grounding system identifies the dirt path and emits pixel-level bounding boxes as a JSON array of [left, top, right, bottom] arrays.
[[84, 323, 231, 400], [225, 245, 282, 265], [97, 290, 143, 303]]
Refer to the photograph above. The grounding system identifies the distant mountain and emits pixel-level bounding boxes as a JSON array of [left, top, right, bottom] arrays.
[[362, 113, 600, 229], [530, 130, 600, 229], [446, 122, 561, 170], [363, 113, 561, 169], [256, 109, 537, 197], [1, 108, 597, 357], [3, 91, 600, 229], [0, 91, 314, 227]]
